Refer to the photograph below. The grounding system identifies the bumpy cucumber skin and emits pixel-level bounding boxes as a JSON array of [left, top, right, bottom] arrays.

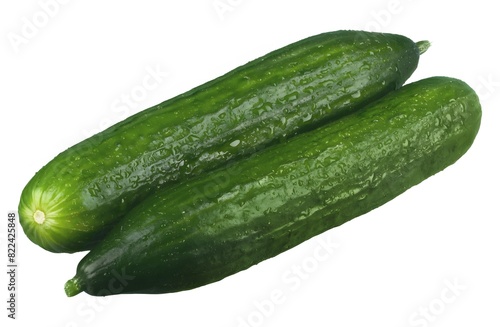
[[65, 76, 481, 296], [19, 31, 423, 253]]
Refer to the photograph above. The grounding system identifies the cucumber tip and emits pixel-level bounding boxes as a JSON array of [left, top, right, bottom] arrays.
[[416, 40, 431, 55], [64, 277, 83, 297]]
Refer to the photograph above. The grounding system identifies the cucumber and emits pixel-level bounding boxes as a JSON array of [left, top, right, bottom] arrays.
[[64, 76, 481, 296], [18, 30, 428, 253]]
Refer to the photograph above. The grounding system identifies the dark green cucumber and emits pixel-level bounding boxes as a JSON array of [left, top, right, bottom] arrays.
[[18, 30, 428, 253], [64, 76, 481, 296]]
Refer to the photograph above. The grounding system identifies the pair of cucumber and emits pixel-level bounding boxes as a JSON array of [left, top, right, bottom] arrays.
[[18, 30, 481, 297]]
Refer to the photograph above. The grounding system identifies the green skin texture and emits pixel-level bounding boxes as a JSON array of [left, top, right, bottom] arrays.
[[65, 76, 481, 297], [18, 31, 424, 253]]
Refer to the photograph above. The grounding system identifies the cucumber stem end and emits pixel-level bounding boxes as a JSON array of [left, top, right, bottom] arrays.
[[33, 209, 46, 225]]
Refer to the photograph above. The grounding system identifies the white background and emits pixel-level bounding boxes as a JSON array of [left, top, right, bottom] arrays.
[[1, 0, 499, 326]]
